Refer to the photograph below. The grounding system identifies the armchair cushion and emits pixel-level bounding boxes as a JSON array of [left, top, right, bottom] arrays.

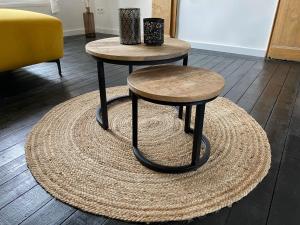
[[0, 9, 63, 72]]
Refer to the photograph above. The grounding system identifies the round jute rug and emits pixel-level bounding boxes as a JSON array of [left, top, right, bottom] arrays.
[[26, 86, 271, 222]]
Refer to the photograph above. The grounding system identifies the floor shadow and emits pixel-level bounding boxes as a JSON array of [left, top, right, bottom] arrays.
[[0, 68, 71, 132]]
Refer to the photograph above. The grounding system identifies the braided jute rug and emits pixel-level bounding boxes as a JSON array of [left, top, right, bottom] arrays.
[[26, 85, 271, 222]]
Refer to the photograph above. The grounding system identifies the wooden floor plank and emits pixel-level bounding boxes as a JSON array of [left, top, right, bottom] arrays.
[[225, 61, 275, 102], [0, 142, 24, 166], [202, 56, 226, 69], [221, 60, 256, 95], [20, 199, 76, 225], [61, 211, 107, 225], [0, 107, 54, 143], [250, 63, 290, 127], [237, 63, 279, 113], [212, 57, 235, 73], [220, 58, 246, 78], [265, 65, 300, 225], [225, 62, 300, 225], [186, 53, 208, 66], [264, 65, 300, 164], [0, 62, 121, 113], [284, 65, 300, 139], [0, 155, 27, 186], [0, 185, 51, 225], [266, 139, 300, 225], [187, 209, 230, 225], [0, 170, 36, 209], [192, 55, 219, 67]]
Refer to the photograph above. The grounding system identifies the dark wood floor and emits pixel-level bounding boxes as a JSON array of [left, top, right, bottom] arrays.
[[0, 34, 300, 225]]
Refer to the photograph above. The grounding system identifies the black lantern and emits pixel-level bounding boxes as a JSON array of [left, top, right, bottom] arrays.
[[143, 18, 164, 46], [119, 8, 141, 45]]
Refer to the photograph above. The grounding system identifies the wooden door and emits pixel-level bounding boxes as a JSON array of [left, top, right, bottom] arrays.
[[152, 0, 178, 37], [268, 0, 300, 62]]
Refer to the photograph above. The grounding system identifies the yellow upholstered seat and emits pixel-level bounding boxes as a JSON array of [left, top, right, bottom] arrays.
[[0, 9, 63, 72]]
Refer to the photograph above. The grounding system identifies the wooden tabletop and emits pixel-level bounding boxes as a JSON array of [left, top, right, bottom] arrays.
[[85, 37, 191, 62], [128, 65, 225, 103]]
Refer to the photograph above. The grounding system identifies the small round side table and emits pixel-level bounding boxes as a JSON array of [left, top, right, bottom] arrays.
[[128, 65, 225, 173], [85, 37, 191, 130]]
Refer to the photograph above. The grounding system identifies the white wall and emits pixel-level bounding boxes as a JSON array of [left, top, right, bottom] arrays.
[[94, 0, 152, 35], [1, 0, 94, 36], [57, 0, 95, 35], [177, 0, 279, 57], [94, 0, 278, 57], [3, 0, 279, 57]]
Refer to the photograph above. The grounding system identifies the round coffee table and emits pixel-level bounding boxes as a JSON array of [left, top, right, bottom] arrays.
[[85, 37, 191, 130], [128, 65, 225, 173]]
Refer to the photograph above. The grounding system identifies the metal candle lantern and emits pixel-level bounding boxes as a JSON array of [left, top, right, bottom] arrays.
[[143, 18, 164, 46], [119, 8, 141, 45]]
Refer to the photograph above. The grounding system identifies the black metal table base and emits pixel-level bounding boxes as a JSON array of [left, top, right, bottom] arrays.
[[96, 95, 184, 130], [96, 95, 130, 129], [133, 136, 210, 174], [95, 54, 189, 130], [131, 92, 213, 174]]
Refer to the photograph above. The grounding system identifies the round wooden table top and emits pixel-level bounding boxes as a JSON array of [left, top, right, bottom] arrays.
[[85, 37, 191, 62], [128, 65, 225, 103]]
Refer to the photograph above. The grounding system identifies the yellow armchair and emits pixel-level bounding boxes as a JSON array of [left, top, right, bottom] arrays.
[[0, 9, 63, 75]]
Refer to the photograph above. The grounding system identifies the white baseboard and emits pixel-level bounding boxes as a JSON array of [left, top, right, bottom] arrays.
[[96, 27, 119, 35], [64, 28, 85, 37], [188, 40, 266, 57], [63, 29, 265, 57]]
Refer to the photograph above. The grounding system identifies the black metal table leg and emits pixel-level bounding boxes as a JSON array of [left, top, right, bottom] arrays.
[[93, 54, 189, 130], [129, 64, 133, 74], [96, 60, 109, 130], [178, 55, 188, 119], [132, 92, 138, 149], [192, 104, 207, 166], [129, 65, 133, 96], [184, 105, 192, 133], [96, 61, 132, 130], [178, 107, 183, 119], [183, 54, 188, 66], [132, 99, 210, 173]]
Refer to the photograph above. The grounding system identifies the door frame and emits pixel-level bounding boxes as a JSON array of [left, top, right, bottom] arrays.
[[266, 0, 282, 58], [170, 0, 179, 38], [152, 0, 179, 38]]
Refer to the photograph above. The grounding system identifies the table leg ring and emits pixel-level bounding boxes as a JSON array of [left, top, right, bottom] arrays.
[[131, 91, 212, 173], [96, 95, 131, 129], [132, 136, 210, 174]]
